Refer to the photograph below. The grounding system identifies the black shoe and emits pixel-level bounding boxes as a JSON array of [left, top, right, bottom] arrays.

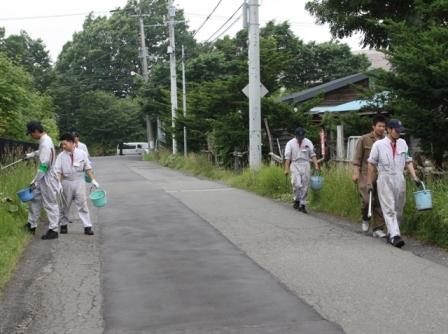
[[389, 235, 405, 248], [60, 225, 68, 234], [299, 205, 308, 214], [293, 201, 300, 210], [24, 223, 36, 234], [41, 229, 58, 240], [84, 227, 94, 235]]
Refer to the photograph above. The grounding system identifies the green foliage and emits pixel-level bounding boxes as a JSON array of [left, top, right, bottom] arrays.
[[0, 163, 34, 292], [0, 54, 58, 141], [78, 91, 144, 155]]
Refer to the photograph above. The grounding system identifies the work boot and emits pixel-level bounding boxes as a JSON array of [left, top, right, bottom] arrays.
[[41, 229, 58, 240], [293, 201, 300, 210], [84, 227, 94, 236], [389, 235, 405, 248], [361, 220, 370, 233], [60, 225, 68, 234], [24, 223, 36, 235], [299, 205, 308, 214]]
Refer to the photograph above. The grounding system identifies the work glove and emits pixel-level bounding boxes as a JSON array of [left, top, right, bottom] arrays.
[[23, 151, 37, 160], [29, 182, 37, 191], [367, 184, 373, 194], [91, 180, 100, 188]]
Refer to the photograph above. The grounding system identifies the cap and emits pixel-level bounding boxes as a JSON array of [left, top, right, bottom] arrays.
[[294, 127, 306, 138], [387, 119, 405, 133]]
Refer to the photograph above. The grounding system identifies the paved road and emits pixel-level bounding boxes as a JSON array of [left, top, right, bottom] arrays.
[[2, 155, 448, 334], [96, 156, 342, 334]]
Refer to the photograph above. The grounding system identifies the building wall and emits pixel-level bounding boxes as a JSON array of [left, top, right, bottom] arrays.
[[317, 79, 369, 106]]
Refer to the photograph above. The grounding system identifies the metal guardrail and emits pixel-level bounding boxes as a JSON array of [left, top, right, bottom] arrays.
[[0, 138, 38, 163]]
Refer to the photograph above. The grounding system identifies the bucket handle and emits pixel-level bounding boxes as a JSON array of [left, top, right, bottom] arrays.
[[420, 181, 426, 191]]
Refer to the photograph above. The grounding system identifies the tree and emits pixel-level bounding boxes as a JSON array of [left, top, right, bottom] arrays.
[[305, 0, 417, 48], [377, 22, 448, 165], [0, 30, 54, 92]]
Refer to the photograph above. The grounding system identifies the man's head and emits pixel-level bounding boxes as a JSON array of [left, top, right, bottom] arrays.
[[26, 121, 44, 140], [387, 119, 405, 140], [73, 132, 80, 143], [295, 127, 306, 141], [59, 133, 76, 152], [372, 115, 386, 137]]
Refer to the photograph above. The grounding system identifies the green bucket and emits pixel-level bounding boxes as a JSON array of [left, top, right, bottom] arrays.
[[85, 172, 92, 183], [89, 189, 107, 208]]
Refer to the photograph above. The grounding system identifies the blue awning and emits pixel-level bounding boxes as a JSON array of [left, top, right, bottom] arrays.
[[309, 93, 387, 115]]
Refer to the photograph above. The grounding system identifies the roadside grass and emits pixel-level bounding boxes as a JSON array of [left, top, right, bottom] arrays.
[[145, 151, 448, 249], [0, 163, 35, 292]]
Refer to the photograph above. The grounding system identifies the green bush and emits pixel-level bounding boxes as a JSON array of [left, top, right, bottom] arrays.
[[0, 162, 35, 292]]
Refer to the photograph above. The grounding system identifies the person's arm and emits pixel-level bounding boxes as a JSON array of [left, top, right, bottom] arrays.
[[308, 141, 319, 170], [284, 159, 291, 176], [311, 156, 319, 170], [366, 143, 379, 191], [352, 137, 363, 183], [31, 147, 51, 185], [284, 142, 292, 176]]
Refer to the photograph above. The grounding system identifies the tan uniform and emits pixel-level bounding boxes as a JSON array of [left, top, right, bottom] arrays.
[[353, 132, 385, 231]]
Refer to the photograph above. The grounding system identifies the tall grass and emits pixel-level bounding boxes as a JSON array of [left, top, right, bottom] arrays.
[[0, 162, 35, 292], [145, 151, 448, 248]]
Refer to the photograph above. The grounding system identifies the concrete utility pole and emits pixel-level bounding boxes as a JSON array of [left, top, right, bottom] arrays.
[[181, 45, 187, 157], [137, 1, 154, 151], [168, 0, 178, 154], [248, 0, 261, 169]]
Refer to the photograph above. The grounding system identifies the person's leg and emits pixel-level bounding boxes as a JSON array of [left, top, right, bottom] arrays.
[[41, 182, 60, 232], [28, 188, 43, 229], [60, 181, 73, 226], [372, 181, 386, 234], [291, 168, 302, 209], [395, 175, 407, 228], [73, 182, 93, 229], [377, 176, 400, 238], [358, 174, 370, 232], [299, 164, 310, 206]]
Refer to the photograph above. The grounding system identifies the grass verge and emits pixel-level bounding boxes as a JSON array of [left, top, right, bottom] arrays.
[[0, 163, 35, 292], [145, 151, 448, 249]]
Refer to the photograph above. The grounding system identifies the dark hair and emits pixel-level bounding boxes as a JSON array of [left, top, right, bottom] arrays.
[[372, 115, 387, 126], [59, 132, 76, 143], [72, 131, 80, 138], [26, 121, 44, 134]]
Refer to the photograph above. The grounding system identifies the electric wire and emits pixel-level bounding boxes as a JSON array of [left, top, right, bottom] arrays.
[[205, 3, 243, 43], [192, 0, 224, 37]]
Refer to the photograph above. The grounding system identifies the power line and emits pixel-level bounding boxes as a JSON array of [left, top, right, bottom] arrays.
[[210, 15, 242, 43], [192, 0, 224, 37], [205, 3, 243, 43]]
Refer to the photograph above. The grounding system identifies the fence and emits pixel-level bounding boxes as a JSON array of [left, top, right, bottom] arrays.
[[0, 138, 38, 163]]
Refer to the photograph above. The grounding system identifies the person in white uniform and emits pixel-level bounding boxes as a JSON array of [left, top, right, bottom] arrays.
[[73, 132, 90, 157], [24, 121, 60, 240], [284, 127, 320, 213], [367, 119, 420, 248], [54, 132, 99, 235]]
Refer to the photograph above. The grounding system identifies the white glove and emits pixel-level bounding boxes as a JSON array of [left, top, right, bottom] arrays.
[[24, 151, 38, 160], [92, 180, 100, 188]]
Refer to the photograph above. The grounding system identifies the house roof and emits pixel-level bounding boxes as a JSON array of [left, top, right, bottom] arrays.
[[281, 73, 368, 103], [309, 92, 387, 115]]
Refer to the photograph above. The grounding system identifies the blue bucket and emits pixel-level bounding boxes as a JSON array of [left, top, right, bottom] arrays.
[[89, 189, 107, 208], [17, 187, 35, 202], [413, 182, 432, 211], [310, 175, 324, 191]]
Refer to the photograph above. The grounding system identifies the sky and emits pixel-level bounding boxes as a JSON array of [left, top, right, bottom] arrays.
[[0, 0, 364, 62]]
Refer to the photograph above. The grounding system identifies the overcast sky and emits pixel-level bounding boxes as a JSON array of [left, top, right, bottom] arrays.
[[0, 0, 364, 62]]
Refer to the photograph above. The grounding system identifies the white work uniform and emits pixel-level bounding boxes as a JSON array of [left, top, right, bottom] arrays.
[[54, 148, 93, 228], [28, 134, 60, 231], [76, 142, 89, 157], [368, 137, 412, 238], [285, 137, 316, 205]]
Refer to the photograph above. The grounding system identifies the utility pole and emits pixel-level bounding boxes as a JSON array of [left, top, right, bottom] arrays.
[[248, 0, 261, 169], [136, 1, 154, 151], [181, 45, 187, 157], [168, 0, 178, 154]]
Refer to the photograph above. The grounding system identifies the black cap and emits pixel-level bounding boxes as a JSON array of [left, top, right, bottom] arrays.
[[26, 121, 44, 135], [295, 127, 306, 138], [387, 119, 405, 133]]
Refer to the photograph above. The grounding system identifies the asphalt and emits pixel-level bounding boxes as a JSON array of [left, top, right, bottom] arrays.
[[95, 156, 343, 334], [2, 155, 448, 334]]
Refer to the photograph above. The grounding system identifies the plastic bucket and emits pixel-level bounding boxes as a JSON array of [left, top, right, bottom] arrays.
[[89, 189, 107, 208], [413, 182, 432, 211], [310, 175, 324, 191], [17, 187, 35, 202], [85, 172, 92, 183]]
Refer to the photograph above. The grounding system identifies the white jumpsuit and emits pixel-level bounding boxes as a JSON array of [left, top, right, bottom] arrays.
[[28, 134, 60, 231], [368, 137, 412, 238], [285, 137, 316, 205], [54, 148, 93, 228]]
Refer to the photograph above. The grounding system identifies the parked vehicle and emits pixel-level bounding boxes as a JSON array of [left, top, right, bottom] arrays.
[[117, 142, 149, 155]]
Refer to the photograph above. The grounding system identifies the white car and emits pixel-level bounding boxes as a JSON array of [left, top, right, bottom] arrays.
[[117, 142, 149, 155]]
